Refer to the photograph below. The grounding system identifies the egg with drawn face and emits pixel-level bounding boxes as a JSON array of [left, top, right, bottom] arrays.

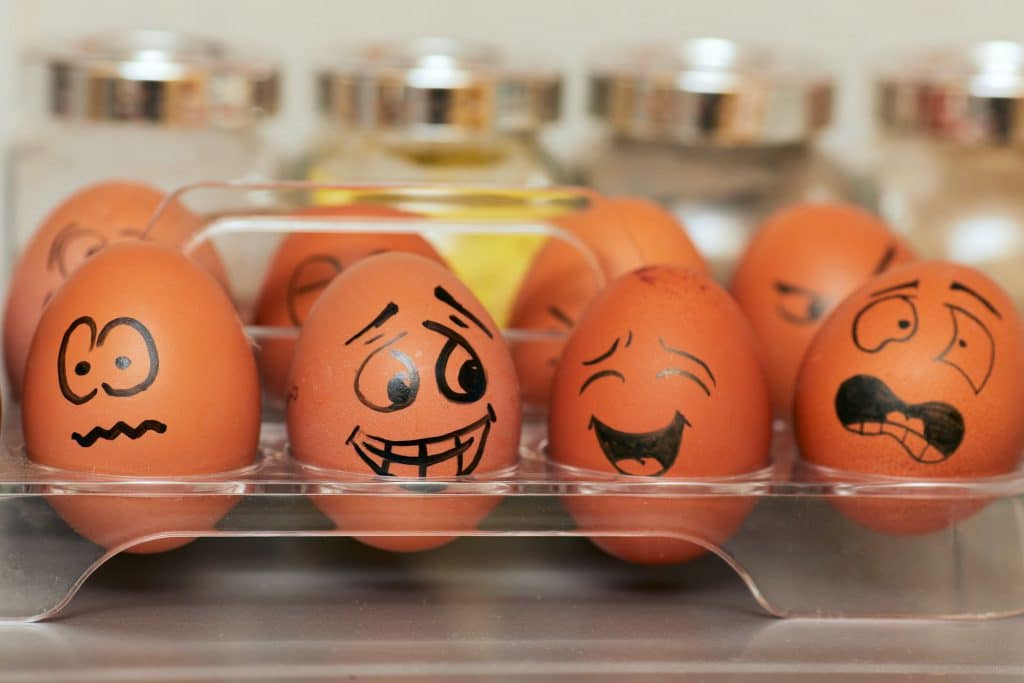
[[731, 203, 915, 414], [549, 265, 772, 564], [287, 252, 520, 551], [509, 197, 706, 410], [254, 205, 443, 400], [3, 181, 226, 398], [22, 241, 260, 552], [795, 261, 1024, 533]]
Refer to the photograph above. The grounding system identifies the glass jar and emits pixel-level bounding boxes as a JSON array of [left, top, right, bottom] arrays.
[[876, 41, 1024, 308], [7, 30, 281, 263], [300, 37, 563, 323], [583, 38, 843, 282]]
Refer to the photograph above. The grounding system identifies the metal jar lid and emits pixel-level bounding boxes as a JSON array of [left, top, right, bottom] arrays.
[[878, 41, 1024, 145], [590, 38, 833, 145], [317, 37, 562, 137], [34, 30, 279, 128]]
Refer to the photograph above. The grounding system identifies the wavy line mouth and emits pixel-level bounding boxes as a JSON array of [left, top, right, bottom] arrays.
[[346, 404, 495, 478], [71, 419, 168, 447]]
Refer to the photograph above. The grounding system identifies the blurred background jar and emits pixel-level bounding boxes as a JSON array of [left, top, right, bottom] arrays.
[[876, 41, 1024, 308], [7, 29, 281, 262], [301, 37, 564, 324], [583, 38, 843, 282]]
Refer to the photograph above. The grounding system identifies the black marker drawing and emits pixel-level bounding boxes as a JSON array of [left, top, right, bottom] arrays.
[[548, 306, 574, 328], [434, 286, 493, 338], [346, 403, 496, 477], [345, 302, 399, 345], [659, 339, 717, 388], [936, 305, 995, 394], [774, 280, 831, 324], [286, 254, 343, 325], [58, 316, 159, 405], [951, 281, 1002, 319], [71, 419, 167, 447], [872, 244, 898, 275], [852, 295, 919, 353], [834, 374, 964, 464], [589, 411, 689, 476], [354, 332, 420, 413], [582, 338, 619, 366], [579, 368, 625, 395], [422, 320, 487, 403]]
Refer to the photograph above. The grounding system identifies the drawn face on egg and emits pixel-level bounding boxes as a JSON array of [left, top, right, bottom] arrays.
[[574, 332, 717, 476], [285, 253, 345, 325], [56, 315, 166, 446], [796, 262, 1024, 478], [288, 253, 520, 481]]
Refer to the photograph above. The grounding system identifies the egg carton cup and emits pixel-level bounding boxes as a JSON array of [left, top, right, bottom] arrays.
[[1, 182, 1023, 622]]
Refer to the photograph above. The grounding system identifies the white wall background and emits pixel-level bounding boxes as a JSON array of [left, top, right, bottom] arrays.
[[2, 0, 1023, 233]]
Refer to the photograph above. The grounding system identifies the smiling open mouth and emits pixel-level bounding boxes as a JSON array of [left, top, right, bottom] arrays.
[[346, 404, 496, 478], [834, 374, 965, 464], [589, 411, 688, 476], [71, 419, 167, 447]]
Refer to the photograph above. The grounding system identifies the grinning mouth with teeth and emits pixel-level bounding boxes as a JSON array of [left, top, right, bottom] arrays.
[[834, 374, 965, 464], [346, 404, 496, 477], [589, 411, 689, 477]]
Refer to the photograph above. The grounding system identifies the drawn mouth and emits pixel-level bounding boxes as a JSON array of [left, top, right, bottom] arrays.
[[346, 404, 495, 478], [71, 419, 167, 447], [834, 374, 965, 464], [588, 411, 688, 476]]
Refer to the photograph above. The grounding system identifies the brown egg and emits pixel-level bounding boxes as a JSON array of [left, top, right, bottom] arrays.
[[3, 181, 227, 398], [22, 241, 260, 553], [731, 203, 915, 414], [287, 252, 520, 552], [254, 205, 443, 401], [509, 197, 706, 409], [795, 261, 1024, 534], [549, 265, 772, 564]]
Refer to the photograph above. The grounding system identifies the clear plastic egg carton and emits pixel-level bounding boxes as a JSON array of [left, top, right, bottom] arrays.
[[3, 182, 1024, 623]]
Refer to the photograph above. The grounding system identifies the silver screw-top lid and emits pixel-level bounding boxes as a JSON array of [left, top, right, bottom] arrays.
[[878, 41, 1024, 145], [590, 38, 833, 145], [317, 37, 562, 137], [34, 30, 279, 128]]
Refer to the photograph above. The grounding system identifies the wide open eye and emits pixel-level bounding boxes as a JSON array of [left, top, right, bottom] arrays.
[[355, 334, 420, 412], [937, 305, 995, 394], [852, 295, 918, 353], [424, 321, 487, 404], [97, 318, 159, 397], [58, 316, 99, 405]]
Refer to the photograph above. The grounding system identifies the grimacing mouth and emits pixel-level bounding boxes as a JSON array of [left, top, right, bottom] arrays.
[[71, 419, 168, 447], [834, 374, 965, 464], [588, 411, 689, 477], [346, 404, 496, 478]]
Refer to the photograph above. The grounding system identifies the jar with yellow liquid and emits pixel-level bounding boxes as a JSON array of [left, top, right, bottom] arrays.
[[301, 37, 564, 324]]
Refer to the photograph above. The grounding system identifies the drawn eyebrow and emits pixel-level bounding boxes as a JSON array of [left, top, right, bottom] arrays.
[[345, 302, 399, 345], [773, 280, 815, 296], [579, 369, 625, 395], [448, 315, 469, 329], [873, 244, 898, 275], [659, 338, 716, 387], [434, 286, 492, 338], [656, 367, 711, 396], [951, 281, 1002, 319], [871, 280, 919, 297], [625, 330, 633, 347], [363, 333, 384, 346], [548, 306, 573, 328], [582, 338, 620, 366]]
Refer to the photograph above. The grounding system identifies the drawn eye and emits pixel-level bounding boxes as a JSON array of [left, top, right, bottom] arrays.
[[58, 317, 99, 405], [852, 295, 918, 353], [355, 335, 420, 413], [436, 336, 486, 403], [774, 281, 831, 324], [50, 226, 108, 278], [579, 369, 625, 395], [937, 305, 995, 394], [287, 254, 344, 325], [97, 318, 159, 398]]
